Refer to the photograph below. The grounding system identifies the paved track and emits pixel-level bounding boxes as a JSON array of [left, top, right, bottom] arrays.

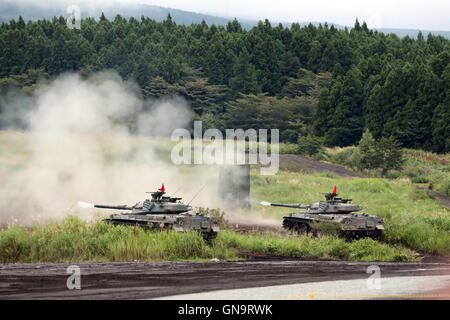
[[1, 259, 449, 299], [158, 275, 450, 300]]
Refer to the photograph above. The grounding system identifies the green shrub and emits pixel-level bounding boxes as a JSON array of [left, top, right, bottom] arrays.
[[385, 171, 402, 179], [197, 207, 229, 228], [297, 135, 325, 157], [278, 143, 300, 154], [411, 176, 429, 183], [404, 167, 426, 178], [327, 147, 356, 167]]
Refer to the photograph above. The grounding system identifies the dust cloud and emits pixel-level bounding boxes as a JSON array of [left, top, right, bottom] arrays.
[[0, 71, 275, 227]]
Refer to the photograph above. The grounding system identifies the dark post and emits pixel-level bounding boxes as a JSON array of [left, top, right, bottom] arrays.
[[218, 164, 251, 208]]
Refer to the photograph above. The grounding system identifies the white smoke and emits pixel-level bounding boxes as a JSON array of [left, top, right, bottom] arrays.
[[137, 96, 193, 137], [0, 71, 210, 224], [0, 70, 278, 228]]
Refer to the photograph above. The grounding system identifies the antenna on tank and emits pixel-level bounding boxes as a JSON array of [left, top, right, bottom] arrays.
[[187, 184, 207, 206], [169, 185, 183, 198]]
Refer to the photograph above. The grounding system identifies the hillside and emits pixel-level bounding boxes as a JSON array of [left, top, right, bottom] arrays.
[[1, 2, 449, 39]]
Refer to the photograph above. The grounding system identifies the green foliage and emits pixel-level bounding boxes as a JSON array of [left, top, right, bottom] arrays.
[[1, 16, 447, 150], [411, 176, 429, 183], [297, 134, 324, 156], [329, 147, 362, 169], [225, 93, 313, 143], [355, 130, 404, 175], [0, 217, 418, 263], [228, 48, 259, 95], [196, 207, 229, 228], [327, 130, 405, 175], [442, 180, 450, 197], [315, 67, 364, 146], [217, 231, 418, 262], [0, 216, 233, 263], [377, 136, 404, 174], [357, 130, 379, 170]]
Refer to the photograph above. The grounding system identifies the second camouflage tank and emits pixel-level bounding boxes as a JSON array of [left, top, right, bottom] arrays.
[[261, 186, 384, 240], [79, 185, 220, 240]]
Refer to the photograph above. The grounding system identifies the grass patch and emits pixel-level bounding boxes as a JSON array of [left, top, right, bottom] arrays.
[[0, 216, 235, 263], [217, 230, 417, 262], [0, 216, 419, 263]]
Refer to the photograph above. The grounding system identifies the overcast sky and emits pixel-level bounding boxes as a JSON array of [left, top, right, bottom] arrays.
[[131, 0, 450, 30], [5, 0, 450, 30]]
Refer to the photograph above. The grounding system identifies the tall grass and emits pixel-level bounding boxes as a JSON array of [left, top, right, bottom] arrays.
[[0, 216, 234, 263], [0, 216, 419, 263], [217, 231, 417, 262]]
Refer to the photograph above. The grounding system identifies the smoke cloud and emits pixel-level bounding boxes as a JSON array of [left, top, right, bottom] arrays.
[[1, 71, 210, 224], [0, 70, 276, 228]]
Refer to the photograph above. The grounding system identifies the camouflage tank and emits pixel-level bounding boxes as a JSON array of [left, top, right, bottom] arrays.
[[79, 185, 220, 240], [261, 187, 384, 240]]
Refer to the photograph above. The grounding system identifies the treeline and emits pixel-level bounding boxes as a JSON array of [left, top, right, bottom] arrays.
[[0, 14, 448, 152]]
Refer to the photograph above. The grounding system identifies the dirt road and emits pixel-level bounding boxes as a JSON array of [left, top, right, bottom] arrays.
[[1, 258, 449, 299], [279, 154, 362, 177], [419, 186, 450, 208]]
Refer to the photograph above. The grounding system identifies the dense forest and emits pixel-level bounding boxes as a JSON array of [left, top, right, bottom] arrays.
[[0, 14, 449, 152]]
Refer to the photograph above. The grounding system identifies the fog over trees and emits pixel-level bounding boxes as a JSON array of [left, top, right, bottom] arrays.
[[0, 15, 448, 152]]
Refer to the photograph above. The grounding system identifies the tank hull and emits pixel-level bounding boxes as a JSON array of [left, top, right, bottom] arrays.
[[104, 213, 220, 241]]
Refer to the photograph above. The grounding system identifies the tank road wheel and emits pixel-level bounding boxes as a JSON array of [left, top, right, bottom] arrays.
[[296, 223, 309, 235], [311, 229, 324, 238], [203, 231, 217, 242], [371, 230, 382, 240], [282, 219, 291, 230], [283, 219, 295, 233]]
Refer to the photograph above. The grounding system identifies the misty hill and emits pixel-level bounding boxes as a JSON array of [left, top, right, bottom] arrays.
[[1, 2, 449, 39], [0, 2, 256, 29]]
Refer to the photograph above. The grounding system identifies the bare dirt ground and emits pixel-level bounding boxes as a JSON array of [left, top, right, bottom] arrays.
[[0, 259, 449, 299], [279, 154, 362, 177], [429, 190, 450, 208], [418, 186, 450, 208]]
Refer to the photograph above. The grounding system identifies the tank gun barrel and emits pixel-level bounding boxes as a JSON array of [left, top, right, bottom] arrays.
[[94, 204, 135, 210], [270, 203, 310, 209], [261, 201, 309, 209]]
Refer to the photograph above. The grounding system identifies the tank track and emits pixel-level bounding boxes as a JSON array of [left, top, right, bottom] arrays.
[[104, 218, 217, 241], [282, 217, 382, 240]]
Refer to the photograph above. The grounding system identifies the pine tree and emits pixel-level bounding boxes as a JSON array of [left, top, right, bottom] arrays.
[[228, 48, 258, 95]]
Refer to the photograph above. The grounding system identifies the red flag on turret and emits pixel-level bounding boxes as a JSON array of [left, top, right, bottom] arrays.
[[159, 184, 165, 192], [332, 186, 337, 194]]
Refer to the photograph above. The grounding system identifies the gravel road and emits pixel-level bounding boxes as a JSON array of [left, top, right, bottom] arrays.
[[1, 259, 449, 299]]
